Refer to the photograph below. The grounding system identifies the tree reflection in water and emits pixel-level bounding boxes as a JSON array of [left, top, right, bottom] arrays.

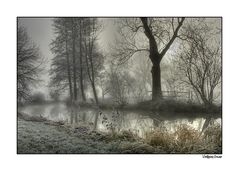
[[19, 103, 221, 138]]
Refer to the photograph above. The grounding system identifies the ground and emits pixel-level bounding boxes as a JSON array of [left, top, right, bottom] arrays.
[[17, 118, 163, 154], [17, 112, 221, 154]]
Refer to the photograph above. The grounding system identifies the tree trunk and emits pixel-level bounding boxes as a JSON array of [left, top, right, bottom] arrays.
[[93, 112, 99, 130], [102, 90, 104, 101], [78, 20, 86, 102], [79, 79, 86, 101], [65, 26, 73, 101], [84, 40, 99, 105], [151, 63, 162, 101], [66, 48, 73, 101], [91, 82, 99, 105], [71, 19, 77, 101], [89, 49, 99, 105]]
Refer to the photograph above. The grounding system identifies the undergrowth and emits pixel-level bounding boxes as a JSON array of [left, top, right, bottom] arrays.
[[145, 123, 222, 154]]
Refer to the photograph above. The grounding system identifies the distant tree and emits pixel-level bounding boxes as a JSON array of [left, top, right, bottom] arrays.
[[17, 26, 43, 102], [50, 18, 74, 101], [30, 92, 45, 103], [107, 66, 135, 105], [175, 19, 221, 106], [131, 55, 152, 101], [98, 70, 109, 101], [50, 18, 104, 104], [76, 18, 87, 102], [49, 90, 60, 101], [83, 18, 104, 105]]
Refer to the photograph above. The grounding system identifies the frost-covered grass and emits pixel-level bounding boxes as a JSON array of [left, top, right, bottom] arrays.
[[18, 118, 104, 153], [17, 113, 221, 154], [17, 118, 163, 154]]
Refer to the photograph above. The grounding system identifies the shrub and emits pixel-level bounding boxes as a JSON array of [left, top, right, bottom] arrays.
[[145, 126, 174, 150], [174, 124, 201, 145], [30, 92, 45, 103], [203, 124, 222, 148]]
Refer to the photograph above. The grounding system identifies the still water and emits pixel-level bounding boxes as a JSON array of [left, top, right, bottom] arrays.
[[18, 102, 221, 138]]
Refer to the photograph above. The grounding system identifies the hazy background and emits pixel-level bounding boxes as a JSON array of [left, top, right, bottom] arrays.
[[18, 18, 117, 99]]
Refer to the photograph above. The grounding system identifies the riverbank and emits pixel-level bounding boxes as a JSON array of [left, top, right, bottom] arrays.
[[17, 113, 222, 154], [17, 113, 221, 154], [81, 99, 222, 118], [17, 113, 162, 154]]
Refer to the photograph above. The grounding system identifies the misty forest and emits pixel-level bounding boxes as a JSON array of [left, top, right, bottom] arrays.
[[17, 17, 222, 154]]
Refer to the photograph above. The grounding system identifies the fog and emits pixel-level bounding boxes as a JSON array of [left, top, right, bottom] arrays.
[[17, 17, 222, 154]]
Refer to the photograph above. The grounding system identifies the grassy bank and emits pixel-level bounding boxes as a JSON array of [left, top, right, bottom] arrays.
[[17, 113, 221, 154], [17, 120, 162, 154]]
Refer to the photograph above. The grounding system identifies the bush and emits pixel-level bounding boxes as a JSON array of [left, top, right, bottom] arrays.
[[134, 99, 221, 116], [30, 92, 45, 103]]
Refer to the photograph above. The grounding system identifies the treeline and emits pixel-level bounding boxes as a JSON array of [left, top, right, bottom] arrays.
[[49, 18, 103, 105], [18, 18, 221, 107], [49, 18, 222, 107]]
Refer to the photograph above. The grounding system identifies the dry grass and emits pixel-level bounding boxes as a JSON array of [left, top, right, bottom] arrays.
[[103, 130, 139, 142], [145, 124, 221, 154], [145, 126, 174, 150]]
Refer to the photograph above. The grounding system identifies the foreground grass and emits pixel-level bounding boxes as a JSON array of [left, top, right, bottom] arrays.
[[17, 116, 162, 154], [17, 113, 221, 154]]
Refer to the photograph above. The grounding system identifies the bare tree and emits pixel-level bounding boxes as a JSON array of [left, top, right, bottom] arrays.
[[175, 19, 221, 106], [112, 17, 185, 101], [107, 65, 136, 105], [50, 18, 73, 101], [17, 26, 43, 102], [49, 89, 60, 101], [83, 18, 103, 105], [76, 18, 87, 102], [98, 70, 109, 101], [132, 55, 152, 101], [71, 18, 78, 101]]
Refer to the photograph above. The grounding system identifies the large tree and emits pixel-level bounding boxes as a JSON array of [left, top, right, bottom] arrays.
[[70, 18, 78, 101], [50, 18, 74, 101], [83, 18, 104, 105], [76, 18, 87, 102], [17, 26, 43, 102], [112, 17, 185, 101]]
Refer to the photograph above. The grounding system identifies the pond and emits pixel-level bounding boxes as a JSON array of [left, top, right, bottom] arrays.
[[18, 102, 221, 138]]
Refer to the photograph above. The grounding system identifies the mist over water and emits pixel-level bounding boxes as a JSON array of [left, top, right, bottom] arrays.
[[19, 102, 221, 138]]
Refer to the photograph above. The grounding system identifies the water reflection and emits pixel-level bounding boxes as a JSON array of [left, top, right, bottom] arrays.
[[18, 102, 221, 138]]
